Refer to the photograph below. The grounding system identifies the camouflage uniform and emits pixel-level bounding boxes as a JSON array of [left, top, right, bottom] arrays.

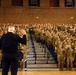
[[73, 47, 76, 64], [34, 29, 41, 42], [19, 44, 27, 70], [65, 44, 73, 70], [56, 41, 65, 70], [40, 30, 45, 44], [18, 33, 27, 70]]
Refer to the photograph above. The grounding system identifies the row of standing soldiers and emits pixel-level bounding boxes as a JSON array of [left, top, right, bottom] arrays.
[[0, 23, 76, 70], [31, 23, 76, 70]]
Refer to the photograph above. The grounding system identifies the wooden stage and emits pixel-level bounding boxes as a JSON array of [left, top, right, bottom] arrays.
[[0, 70, 76, 75]]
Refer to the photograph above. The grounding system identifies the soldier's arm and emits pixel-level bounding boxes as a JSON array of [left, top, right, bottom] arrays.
[[17, 29, 27, 45]]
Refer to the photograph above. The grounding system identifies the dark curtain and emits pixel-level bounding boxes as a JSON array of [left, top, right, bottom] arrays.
[[65, 0, 74, 7], [29, 0, 40, 6], [50, 0, 59, 7], [12, 0, 23, 6]]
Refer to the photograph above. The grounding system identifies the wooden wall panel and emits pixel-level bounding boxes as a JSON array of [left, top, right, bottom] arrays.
[[0, 0, 76, 24], [1, 0, 11, 7]]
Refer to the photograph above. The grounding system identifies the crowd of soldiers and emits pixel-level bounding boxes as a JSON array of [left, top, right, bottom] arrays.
[[0, 23, 76, 71], [31, 23, 76, 70]]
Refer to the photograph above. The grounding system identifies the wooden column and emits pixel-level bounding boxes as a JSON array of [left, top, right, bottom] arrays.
[[40, 0, 50, 8], [75, 0, 76, 7], [23, 0, 31, 8], [50, 0, 59, 7], [60, 0, 65, 7], [1, 0, 11, 7]]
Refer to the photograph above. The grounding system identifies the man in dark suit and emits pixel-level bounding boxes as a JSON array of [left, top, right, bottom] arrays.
[[0, 26, 27, 75]]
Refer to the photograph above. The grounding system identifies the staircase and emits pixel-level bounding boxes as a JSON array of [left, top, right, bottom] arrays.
[[25, 29, 58, 70]]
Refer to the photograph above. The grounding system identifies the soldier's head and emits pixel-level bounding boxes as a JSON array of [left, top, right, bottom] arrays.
[[8, 26, 15, 33]]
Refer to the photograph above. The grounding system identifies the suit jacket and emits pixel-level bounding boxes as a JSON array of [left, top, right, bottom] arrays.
[[0, 32, 27, 54]]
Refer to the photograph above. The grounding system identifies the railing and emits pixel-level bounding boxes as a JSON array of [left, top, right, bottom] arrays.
[[28, 28, 54, 65]]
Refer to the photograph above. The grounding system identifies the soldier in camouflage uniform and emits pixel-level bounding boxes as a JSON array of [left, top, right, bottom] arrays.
[[34, 28, 41, 42], [19, 43, 27, 70], [18, 29, 27, 70], [72, 41, 76, 65], [55, 40, 65, 70], [65, 42, 74, 70]]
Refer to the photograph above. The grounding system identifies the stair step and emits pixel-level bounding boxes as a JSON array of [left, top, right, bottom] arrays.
[[26, 33, 58, 70], [28, 50, 47, 53], [26, 68, 59, 71], [27, 64, 58, 68], [27, 60, 55, 64], [27, 54, 52, 58], [27, 57, 54, 61], [28, 52, 48, 54]]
